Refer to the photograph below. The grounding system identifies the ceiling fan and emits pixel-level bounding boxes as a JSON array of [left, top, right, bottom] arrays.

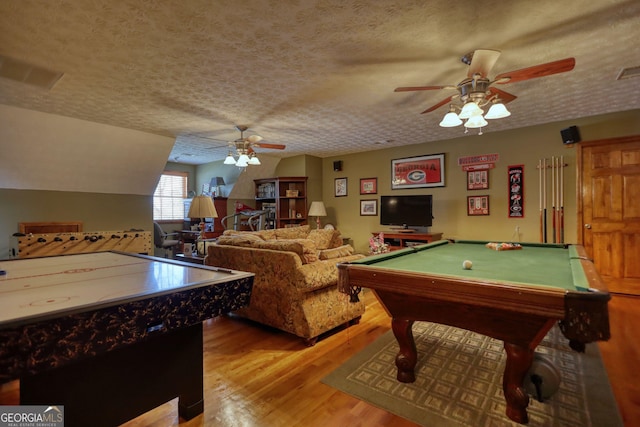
[[222, 125, 286, 168], [394, 49, 575, 133]]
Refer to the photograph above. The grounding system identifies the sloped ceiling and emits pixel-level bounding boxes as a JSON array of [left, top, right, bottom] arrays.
[[0, 0, 639, 166], [0, 105, 174, 195]]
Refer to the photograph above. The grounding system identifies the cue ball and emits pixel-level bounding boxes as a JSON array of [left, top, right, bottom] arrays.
[[462, 260, 472, 270]]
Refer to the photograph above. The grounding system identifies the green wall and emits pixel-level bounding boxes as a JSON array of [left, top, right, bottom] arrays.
[[2, 109, 637, 259], [273, 155, 324, 205], [320, 110, 640, 253], [192, 154, 323, 224], [0, 189, 152, 258]]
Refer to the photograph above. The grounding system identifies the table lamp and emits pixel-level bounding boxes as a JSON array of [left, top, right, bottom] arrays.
[[308, 201, 327, 229], [187, 195, 218, 240], [210, 176, 226, 197]]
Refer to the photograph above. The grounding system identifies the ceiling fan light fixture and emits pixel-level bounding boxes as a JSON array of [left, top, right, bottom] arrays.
[[458, 101, 482, 119], [485, 102, 511, 119], [439, 111, 463, 127], [396, 51, 577, 137], [222, 125, 285, 167]]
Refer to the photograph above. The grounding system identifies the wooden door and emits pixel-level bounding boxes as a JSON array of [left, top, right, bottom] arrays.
[[577, 135, 640, 295]]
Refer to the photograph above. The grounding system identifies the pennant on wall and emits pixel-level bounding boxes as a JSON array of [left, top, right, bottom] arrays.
[[508, 165, 524, 218]]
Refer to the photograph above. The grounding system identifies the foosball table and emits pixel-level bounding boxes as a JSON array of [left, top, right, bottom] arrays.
[[9, 229, 152, 258]]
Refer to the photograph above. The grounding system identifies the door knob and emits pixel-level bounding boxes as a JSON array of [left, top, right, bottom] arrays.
[[584, 224, 592, 229]]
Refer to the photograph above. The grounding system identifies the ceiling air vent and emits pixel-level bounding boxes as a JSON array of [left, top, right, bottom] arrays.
[[0, 55, 64, 89], [616, 66, 640, 80]]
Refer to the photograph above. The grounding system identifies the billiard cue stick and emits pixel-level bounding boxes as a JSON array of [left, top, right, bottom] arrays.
[[560, 155, 564, 243], [538, 159, 543, 242], [551, 156, 556, 243], [553, 157, 560, 243], [542, 158, 547, 243], [556, 156, 561, 243]]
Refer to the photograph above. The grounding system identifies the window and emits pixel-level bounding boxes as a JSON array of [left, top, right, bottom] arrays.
[[153, 171, 188, 221]]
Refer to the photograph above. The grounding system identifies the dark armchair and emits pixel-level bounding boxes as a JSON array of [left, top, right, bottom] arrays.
[[153, 222, 180, 257]]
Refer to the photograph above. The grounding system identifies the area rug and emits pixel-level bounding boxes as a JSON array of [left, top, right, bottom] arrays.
[[322, 322, 622, 427]]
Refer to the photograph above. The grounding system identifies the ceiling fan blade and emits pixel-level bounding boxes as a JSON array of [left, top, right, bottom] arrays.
[[246, 135, 263, 143], [494, 57, 576, 84], [421, 96, 454, 114], [394, 85, 453, 92], [467, 49, 501, 78], [253, 142, 286, 150], [487, 87, 517, 104]]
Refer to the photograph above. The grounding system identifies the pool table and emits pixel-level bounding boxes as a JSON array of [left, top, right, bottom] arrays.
[[337, 240, 610, 424]]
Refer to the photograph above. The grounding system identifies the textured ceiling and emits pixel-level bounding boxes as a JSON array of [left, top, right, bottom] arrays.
[[1, 0, 639, 165]]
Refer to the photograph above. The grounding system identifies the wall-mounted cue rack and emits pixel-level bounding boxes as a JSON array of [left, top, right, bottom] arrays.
[[537, 156, 568, 243]]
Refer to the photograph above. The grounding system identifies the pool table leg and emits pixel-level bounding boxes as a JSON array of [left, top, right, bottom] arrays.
[[391, 319, 417, 383], [503, 342, 534, 424]]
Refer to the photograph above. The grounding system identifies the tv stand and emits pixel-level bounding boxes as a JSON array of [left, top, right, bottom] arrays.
[[373, 231, 443, 251], [389, 227, 416, 233]]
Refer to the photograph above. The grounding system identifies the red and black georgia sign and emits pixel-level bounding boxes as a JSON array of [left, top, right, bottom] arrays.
[[508, 165, 524, 218]]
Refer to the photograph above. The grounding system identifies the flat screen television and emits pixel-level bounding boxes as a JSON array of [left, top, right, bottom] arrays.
[[380, 195, 433, 228]]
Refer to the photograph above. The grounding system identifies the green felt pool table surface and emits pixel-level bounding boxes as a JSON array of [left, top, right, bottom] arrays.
[[351, 240, 589, 292]]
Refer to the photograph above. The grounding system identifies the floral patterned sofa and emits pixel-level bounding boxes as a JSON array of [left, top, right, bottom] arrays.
[[204, 225, 366, 345]]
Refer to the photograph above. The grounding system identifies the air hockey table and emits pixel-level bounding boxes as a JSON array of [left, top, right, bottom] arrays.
[[0, 251, 254, 427]]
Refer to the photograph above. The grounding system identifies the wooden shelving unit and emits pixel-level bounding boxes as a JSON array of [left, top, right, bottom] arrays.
[[255, 177, 308, 229]]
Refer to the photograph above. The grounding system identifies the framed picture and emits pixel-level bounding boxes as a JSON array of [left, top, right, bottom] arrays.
[[391, 153, 445, 189], [467, 170, 489, 190], [360, 199, 377, 216], [334, 177, 348, 197], [360, 177, 377, 194], [467, 195, 490, 216]]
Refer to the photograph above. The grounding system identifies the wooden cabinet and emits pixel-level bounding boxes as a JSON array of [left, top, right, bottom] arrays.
[[373, 231, 443, 251], [255, 177, 307, 229], [211, 197, 228, 237]]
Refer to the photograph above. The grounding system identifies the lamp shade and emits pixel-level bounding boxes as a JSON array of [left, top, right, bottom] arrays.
[[210, 177, 226, 187], [439, 111, 463, 127], [308, 201, 327, 217], [464, 114, 488, 129], [236, 154, 250, 167], [458, 101, 482, 119], [248, 156, 261, 165], [485, 102, 511, 119], [188, 195, 218, 219]]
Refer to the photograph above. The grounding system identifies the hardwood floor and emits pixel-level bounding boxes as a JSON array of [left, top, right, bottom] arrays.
[[596, 293, 640, 427], [1, 291, 638, 426]]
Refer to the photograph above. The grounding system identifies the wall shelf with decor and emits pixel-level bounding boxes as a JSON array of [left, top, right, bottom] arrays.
[[254, 177, 308, 229]]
